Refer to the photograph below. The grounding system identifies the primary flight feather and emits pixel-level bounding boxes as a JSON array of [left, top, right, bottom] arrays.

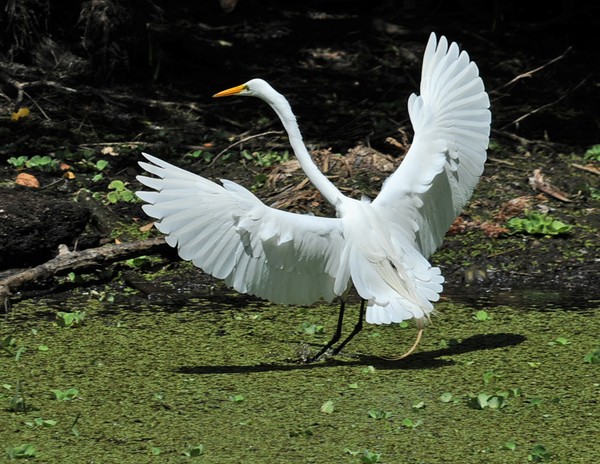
[[136, 33, 490, 358]]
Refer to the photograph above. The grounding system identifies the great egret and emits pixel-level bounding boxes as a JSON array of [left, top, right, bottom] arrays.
[[136, 33, 490, 361]]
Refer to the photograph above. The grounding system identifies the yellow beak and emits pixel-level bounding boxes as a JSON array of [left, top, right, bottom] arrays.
[[212, 84, 247, 98]]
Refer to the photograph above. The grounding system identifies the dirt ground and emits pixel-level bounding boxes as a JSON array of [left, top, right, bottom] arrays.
[[0, 1, 598, 303]]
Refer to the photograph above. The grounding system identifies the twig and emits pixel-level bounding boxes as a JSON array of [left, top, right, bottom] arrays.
[[0, 68, 203, 115], [487, 156, 515, 167], [21, 88, 51, 120], [78, 141, 147, 148], [0, 70, 76, 110], [491, 128, 533, 146], [493, 46, 572, 92], [572, 163, 600, 176], [209, 130, 283, 167], [499, 75, 590, 131]]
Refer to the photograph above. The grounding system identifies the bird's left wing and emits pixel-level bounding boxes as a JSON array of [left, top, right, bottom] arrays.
[[136, 153, 346, 305], [373, 33, 490, 258]]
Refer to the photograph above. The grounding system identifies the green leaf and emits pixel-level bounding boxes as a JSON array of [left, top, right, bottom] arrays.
[[301, 322, 324, 335], [360, 450, 382, 463], [474, 310, 490, 321], [14, 346, 26, 362], [108, 180, 125, 190], [106, 191, 119, 203], [57, 311, 85, 328], [503, 440, 517, 451], [95, 159, 109, 171], [400, 417, 423, 428], [528, 444, 552, 462], [320, 400, 335, 414], [552, 337, 570, 346], [487, 395, 506, 409], [368, 409, 392, 419], [183, 444, 204, 457], [32, 417, 57, 427], [120, 190, 134, 202], [51, 388, 79, 401], [6, 443, 36, 459], [439, 392, 453, 403], [583, 348, 600, 364], [483, 370, 499, 384], [477, 393, 490, 409]]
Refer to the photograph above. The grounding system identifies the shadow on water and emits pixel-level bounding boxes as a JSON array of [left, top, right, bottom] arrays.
[[177, 332, 526, 375]]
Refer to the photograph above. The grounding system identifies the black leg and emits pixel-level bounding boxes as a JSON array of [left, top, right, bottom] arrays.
[[307, 300, 346, 362], [331, 299, 365, 356]]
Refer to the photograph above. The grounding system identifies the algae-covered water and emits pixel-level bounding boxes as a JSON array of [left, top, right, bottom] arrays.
[[1, 289, 598, 463]]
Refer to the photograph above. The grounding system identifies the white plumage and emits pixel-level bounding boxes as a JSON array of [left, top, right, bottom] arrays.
[[136, 33, 490, 355]]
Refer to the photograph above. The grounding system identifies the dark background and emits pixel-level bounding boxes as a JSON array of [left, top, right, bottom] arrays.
[[0, 1, 598, 298], [1, 0, 598, 151]]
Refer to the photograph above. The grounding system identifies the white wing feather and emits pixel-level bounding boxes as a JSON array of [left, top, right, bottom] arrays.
[[373, 33, 491, 258], [136, 153, 346, 305]]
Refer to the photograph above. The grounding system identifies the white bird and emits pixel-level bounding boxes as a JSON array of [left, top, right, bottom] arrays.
[[136, 33, 490, 361]]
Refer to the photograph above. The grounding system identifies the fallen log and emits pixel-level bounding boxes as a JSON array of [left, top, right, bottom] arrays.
[[1, 237, 166, 308]]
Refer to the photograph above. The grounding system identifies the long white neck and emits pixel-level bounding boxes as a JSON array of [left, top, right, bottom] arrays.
[[266, 92, 345, 208]]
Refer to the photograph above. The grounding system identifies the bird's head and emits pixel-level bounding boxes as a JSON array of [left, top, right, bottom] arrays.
[[213, 79, 281, 105]]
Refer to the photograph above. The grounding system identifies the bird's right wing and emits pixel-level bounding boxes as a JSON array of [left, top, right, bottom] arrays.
[[136, 153, 347, 305], [373, 33, 491, 258]]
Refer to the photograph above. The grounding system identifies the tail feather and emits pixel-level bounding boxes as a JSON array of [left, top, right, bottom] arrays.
[[350, 247, 443, 325]]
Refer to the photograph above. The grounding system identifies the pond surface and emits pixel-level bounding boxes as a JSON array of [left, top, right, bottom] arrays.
[[1, 289, 598, 463]]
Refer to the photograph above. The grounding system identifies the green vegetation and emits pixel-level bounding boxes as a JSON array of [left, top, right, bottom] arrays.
[[6, 443, 36, 460], [7, 155, 60, 171], [583, 144, 600, 161], [105, 180, 137, 204], [584, 348, 600, 364], [91, 159, 109, 182], [528, 444, 552, 462], [439, 392, 453, 403], [301, 321, 325, 335], [468, 392, 508, 410], [183, 444, 204, 457], [507, 211, 572, 236], [4, 382, 27, 413], [400, 417, 423, 428], [185, 148, 290, 168], [320, 399, 335, 414], [344, 448, 382, 463], [0, 295, 598, 463], [25, 418, 57, 428], [241, 149, 289, 167], [367, 409, 393, 419], [50, 388, 79, 401], [473, 310, 490, 321], [56, 310, 86, 328], [186, 149, 217, 163]]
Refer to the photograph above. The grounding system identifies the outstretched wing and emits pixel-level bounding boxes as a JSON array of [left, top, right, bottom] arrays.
[[136, 153, 346, 305], [373, 33, 491, 258]]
